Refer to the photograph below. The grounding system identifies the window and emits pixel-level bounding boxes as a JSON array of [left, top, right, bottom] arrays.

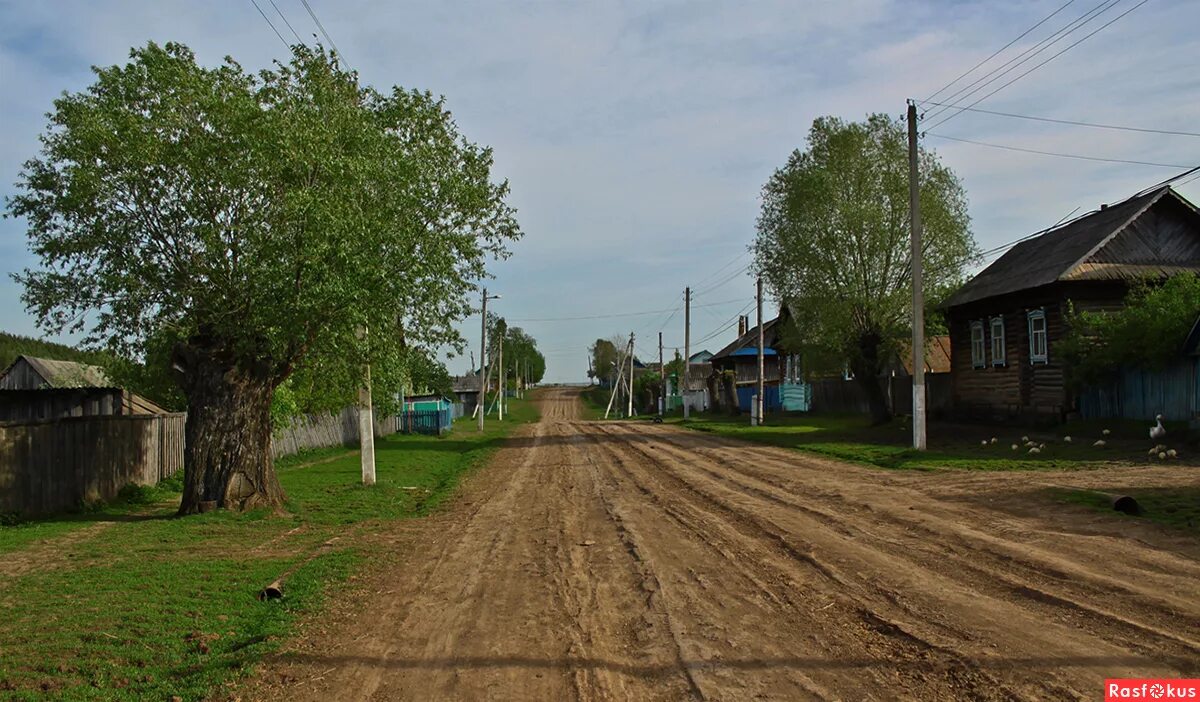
[[990, 316, 1006, 366], [1027, 309, 1048, 364], [970, 321, 986, 368]]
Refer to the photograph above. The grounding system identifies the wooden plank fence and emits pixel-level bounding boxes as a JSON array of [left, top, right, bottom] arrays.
[[0, 404, 405, 516], [810, 373, 953, 417], [0, 413, 184, 516], [1079, 358, 1200, 422]]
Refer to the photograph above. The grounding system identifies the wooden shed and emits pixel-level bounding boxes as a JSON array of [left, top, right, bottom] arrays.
[[943, 186, 1200, 421], [0, 355, 166, 420]]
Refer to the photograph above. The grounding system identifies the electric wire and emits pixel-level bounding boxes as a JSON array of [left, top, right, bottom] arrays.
[[268, 0, 305, 43], [248, 0, 291, 50], [299, 0, 348, 66], [917, 100, 1200, 138], [925, 0, 1153, 131], [922, 0, 1079, 103], [926, 132, 1196, 169]]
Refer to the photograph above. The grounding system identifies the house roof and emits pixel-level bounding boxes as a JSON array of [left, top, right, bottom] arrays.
[[897, 335, 952, 374], [944, 187, 1200, 309], [452, 375, 481, 392], [711, 316, 786, 361], [2, 355, 112, 389]]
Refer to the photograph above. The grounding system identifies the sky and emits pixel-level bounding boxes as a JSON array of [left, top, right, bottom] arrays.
[[1, 0, 1198, 383]]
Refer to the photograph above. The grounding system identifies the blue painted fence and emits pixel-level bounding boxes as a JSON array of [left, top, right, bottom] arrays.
[[780, 382, 812, 412], [397, 407, 453, 435], [1078, 358, 1200, 422]]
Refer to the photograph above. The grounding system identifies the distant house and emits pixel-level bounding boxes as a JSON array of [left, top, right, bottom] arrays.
[[709, 311, 805, 411], [943, 186, 1200, 421], [0, 355, 167, 421], [451, 375, 482, 413], [688, 350, 714, 364], [886, 336, 952, 377]]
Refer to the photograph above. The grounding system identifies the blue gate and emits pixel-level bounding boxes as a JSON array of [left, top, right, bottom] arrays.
[[397, 408, 453, 435]]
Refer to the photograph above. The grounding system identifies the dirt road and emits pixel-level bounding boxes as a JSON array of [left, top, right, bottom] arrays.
[[247, 388, 1199, 701]]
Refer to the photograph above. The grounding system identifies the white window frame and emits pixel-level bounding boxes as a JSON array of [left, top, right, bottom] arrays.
[[1027, 309, 1048, 364], [970, 320, 986, 369], [990, 316, 1006, 367]]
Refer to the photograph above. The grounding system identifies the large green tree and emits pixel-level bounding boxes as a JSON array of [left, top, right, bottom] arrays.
[[9, 43, 519, 513], [754, 114, 974, 424]]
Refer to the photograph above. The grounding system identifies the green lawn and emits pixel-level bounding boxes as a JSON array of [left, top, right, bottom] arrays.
[[579, 386, 613, 420], [0, 397, 538, 701], [669, 412, 1180, 472], [1048, 486, 1200, 535]]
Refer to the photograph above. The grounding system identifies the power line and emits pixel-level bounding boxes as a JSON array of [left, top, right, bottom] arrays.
[[692, 249, 752, 289], [923, 0, 1121, 124], [299, 0, 348, 66], [269, 0, 305, 43], [917, 100, 1200, 138], [923, 0, 1078, 103], [926, 132, 1196, 169], [695, 263, 753, 296], [692, 301, 755, 347], [508, 298, 745, 323], [926, 0, 1153, 130], [248, 0, 291, 50]]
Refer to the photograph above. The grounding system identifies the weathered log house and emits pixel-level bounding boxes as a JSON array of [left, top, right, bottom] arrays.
[[943, 186, 1200, 422]]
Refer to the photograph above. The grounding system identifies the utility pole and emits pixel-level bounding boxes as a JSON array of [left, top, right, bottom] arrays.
[[498, 335, 504, 421], [477, 289, 500, 431], [908, 100, 927, 451], [627, 332, 635, 417], [683, 287, 691, 419], [756, 277, 765, 427], [478, 289, 488, 431], [658, 331, 664, 417], [358, 326, 376, 485]]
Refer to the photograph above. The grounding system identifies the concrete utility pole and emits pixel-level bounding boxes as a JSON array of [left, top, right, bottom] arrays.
[[908, 100, 927, 451], [627, 332, 635, 417], [498, 335, 504, 421], [756, 277, 765, 427], [658, 331, 665, 417], [478, 289, 500, 431], [358, 325, 376, 485], [683, 287, 691, 419]]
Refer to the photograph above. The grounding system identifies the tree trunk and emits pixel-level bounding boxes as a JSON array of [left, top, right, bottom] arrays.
[[851, 332, 891, 426], [175, 347, 285, 515]]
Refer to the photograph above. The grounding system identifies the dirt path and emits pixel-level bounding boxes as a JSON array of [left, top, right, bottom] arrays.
[[244, 388, 1200, 701]]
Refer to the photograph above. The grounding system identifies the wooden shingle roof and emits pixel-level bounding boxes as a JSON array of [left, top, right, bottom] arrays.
[[944, 187, 1200, 309]]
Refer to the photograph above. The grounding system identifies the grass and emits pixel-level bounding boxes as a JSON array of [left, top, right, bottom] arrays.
[[1048, 486, 1200, 535], [0, 397, 539, 701], [668, 411, 1182, 472], [579, 386, 614, 420]]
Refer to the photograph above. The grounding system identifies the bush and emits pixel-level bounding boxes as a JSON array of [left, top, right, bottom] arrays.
[[1061, 274, 1200, 387]]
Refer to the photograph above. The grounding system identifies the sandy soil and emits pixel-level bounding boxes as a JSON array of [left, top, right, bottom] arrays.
[[242, 387, 1200, 701]]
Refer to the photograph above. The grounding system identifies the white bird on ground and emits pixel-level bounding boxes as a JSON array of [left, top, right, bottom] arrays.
[[1011, 444, 1019, 451], [1168, 449, 1178, 458], [1063, 435, 1072, 443], [1093, 439, 1106, 447], [1102, 429, 1111, 436], [1028, 447, 1041, 455], [1150, 415, 1167, 441]]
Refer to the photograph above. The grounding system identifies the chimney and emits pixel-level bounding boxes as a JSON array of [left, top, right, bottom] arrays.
[[1100, 203, 1108, 210]]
